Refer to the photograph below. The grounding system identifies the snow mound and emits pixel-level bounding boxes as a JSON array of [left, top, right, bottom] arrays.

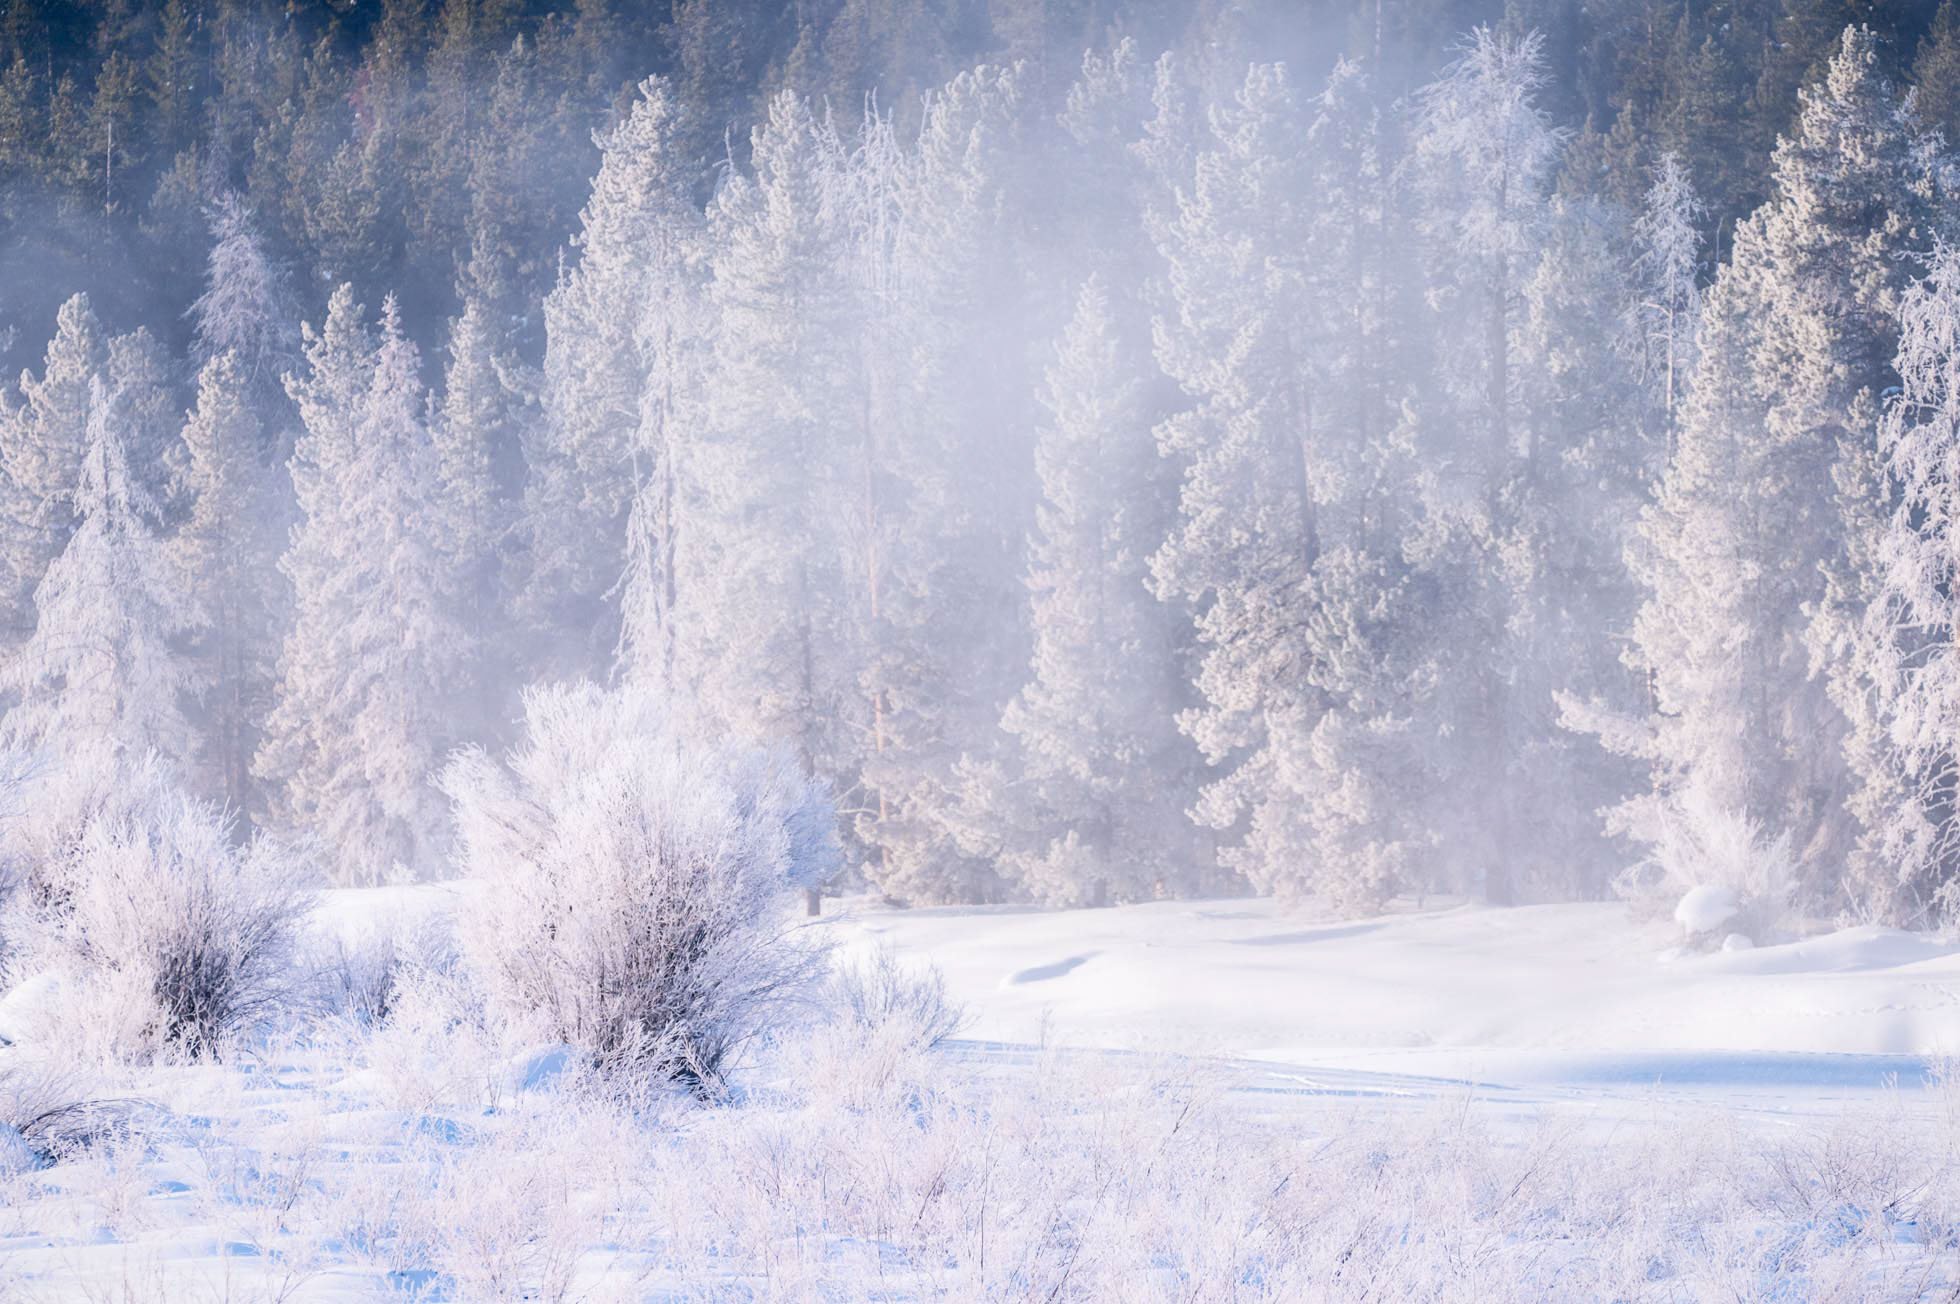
[[1674, 885, 1740, 936], [1721, 932, 1754, 952], [503, 1044, 578, 1094]]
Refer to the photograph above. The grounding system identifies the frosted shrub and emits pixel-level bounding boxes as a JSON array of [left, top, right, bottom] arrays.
[[21, 787, 309, 1063], [832, 948, 965, 1051], [306, 914, 452, 1029], [0, 1061, 121, 1167], [309, 929, 408, 1028], [445, 682, 839, 1087], [0, 744, 129, 895], [355, 957, 505, 1112], [1617, 785, 1798, 942], [798, 952, 967, 1113], [419, 1099, 638, 1303]]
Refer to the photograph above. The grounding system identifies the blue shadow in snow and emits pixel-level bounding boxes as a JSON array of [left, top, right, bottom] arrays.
[[1547, 1052, 1935, 1090], [1233, 923, 1384, 947], [1005, 953, 1097, 985]]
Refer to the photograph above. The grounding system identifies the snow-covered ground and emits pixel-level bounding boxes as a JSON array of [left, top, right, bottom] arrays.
[[8, 889, 1960, 1300], [842, 894, 1960, 1120]]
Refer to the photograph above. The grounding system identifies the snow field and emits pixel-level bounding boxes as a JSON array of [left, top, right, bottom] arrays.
[[2, 891, 1960, 1299]]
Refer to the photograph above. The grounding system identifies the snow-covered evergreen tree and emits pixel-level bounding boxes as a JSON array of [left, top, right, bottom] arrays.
[[1408, 28, 1562, 489], [855, 64, 1032, 905], [174, 350, 281, 818], [979, 278, 1194, 907], [1629, 153, 1703, 450], [433, 297, 509, 606], [1612, 27, 1943, 904], [676, 89, 863, 802], [102, 327, 184, 517], [188, 192, 301, 444], [613, 120, 710, 693], [258, 291, 469, 885], [1508, 193, 1653, 900], [526, 76, 698, 677], [2, 378, 201, 767], [1056, 37, 1157, 285], [1150, 59, 1436, 912], [1405, 27, 1565, 904], [1822, 247, 1960, 923], [432, 294, 517, 735], [0, 293, 103, 641], [1147, 59, 1329, 901]]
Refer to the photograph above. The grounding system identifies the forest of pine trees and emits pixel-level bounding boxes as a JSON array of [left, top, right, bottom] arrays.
[[12, 0, 1960, 921]]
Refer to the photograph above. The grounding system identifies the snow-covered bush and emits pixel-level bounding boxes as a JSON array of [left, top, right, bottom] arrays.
[[0, 746, 172, 916], [419, 1099, 634, 1303], [1616, 785, 1798, 943], [0, 1061, 98, 1168], [798, 951, 968, 1113], [445, 682, 839, 1087], [306, 913, 453, 1030], [309, 929, 410, 1029], [352, 956, 507, 1113], [16, 788, 309, 1063], [831, 948, 965, 1052]]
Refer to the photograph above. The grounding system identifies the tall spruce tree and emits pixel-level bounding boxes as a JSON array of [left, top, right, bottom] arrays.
[[976, 278, 1195, 906], [526, 76, 698, 678], [1614, 27, 1945, 904], [3, 378, 201, 768], [856, 64, 1031, 905], [675, 90, 864, 806], [0, 293, 103, 643], [259, 291, 469, 884], [173, 350, 281, 819]]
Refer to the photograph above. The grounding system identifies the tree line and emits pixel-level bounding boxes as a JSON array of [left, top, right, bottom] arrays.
[[9, 3, 1960, 921]]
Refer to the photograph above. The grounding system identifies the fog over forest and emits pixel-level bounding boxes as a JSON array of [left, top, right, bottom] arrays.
[[24, 3, 1960, 1299], [4, 0, 1960, 928]]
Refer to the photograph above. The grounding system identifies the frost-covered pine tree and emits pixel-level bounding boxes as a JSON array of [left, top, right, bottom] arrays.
[[1408, 28, 1562, 491], [1824, 247, 1960, 923], [2, 378, 201, 767], [432, 295, 517, 735], [1150, 59, 1437, 912], [188, 193, 301, 443], [614, 126, 710, 693], [1628, 153, 1703, 450], [1508, 192, 1653, 900], [174, 350, 281, 818], [274, 284, 370, 530], [1055, 37, 1157, 286], [980, 278, 1194, 907], [527, 77, 698, 677], [1133, 48, 1200, 205], [258, 292, 468, 884], [434, 297, 509, 607], [103, 328, 185, 521], [1148, 59, 1332, 903], [855, 65, 1032, 905], [1404, 27, 1564, 904], [677, 89, 863, 806], [0, 293, 103, 641], [1612, 27, 1943, 903]]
